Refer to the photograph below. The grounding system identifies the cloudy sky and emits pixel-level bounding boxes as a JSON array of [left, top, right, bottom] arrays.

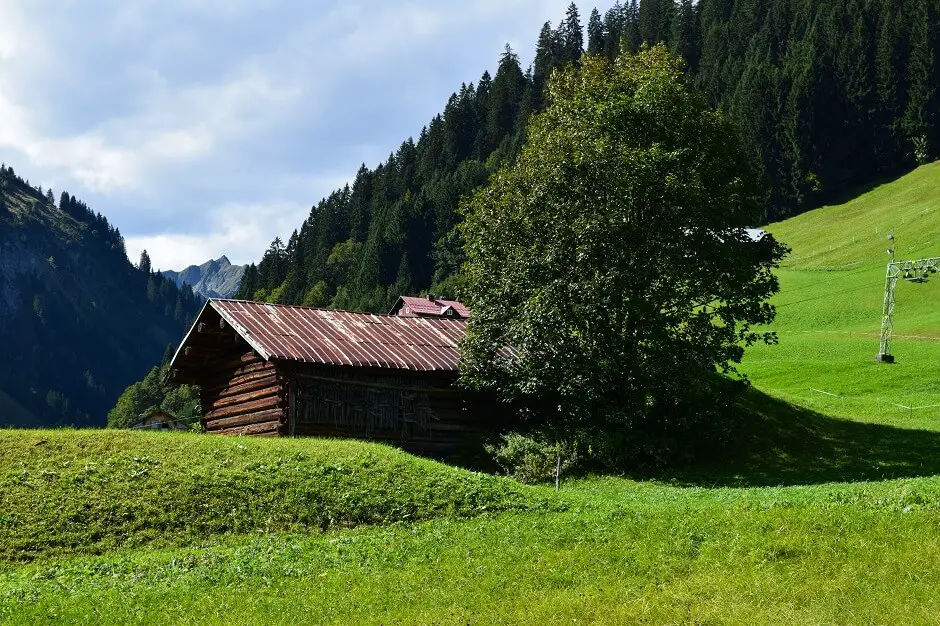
[[0, 0, 615, 270]]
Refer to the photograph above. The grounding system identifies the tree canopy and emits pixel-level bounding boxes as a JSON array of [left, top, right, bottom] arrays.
[[459, 46, 787, 458], [107, 360, 200, 429]]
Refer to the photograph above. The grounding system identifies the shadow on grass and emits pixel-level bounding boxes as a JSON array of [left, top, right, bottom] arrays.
[[662, 388, 940, 487]]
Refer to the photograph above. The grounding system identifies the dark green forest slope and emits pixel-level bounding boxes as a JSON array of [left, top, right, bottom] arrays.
[[237, 0, 940, 315], [0, 165, 202, 427]]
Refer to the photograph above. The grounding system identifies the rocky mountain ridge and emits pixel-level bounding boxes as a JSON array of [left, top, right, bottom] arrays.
[[162, 256, 245, 300]]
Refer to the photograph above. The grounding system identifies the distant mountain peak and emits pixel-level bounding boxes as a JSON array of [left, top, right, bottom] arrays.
[[163, 256, 246, 300]]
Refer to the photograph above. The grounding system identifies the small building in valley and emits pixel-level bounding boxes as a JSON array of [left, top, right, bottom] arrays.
[[167, 299, 500, 455], [133, 410, 190, 431], [389, 295, 470, 319]]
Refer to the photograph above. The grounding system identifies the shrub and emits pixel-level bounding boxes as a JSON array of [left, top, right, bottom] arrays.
[[486, 432, 578, 484]]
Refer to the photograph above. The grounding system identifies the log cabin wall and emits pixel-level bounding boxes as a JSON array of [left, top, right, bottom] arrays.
[[168, 299, 502, 451], [283, 364, 479, 455], [199, 350, 286, 436]]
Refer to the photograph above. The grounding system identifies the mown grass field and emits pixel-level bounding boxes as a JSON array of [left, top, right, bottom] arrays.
[[3, 434, 940, 624], [3, 164, 940, 624], [741, 161, 940, 429]]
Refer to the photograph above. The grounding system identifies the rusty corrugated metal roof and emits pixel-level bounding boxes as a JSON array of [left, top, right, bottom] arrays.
[[392, 296, 471, 318], [211, 299, 467, 371]]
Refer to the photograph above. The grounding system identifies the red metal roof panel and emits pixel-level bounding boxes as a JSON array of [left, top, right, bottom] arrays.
[[397, 296, 471, 318], [210, 300, 466, 371]]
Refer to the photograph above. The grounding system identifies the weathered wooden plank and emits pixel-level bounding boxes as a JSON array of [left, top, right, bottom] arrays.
[[204, 387, 281, 412], [203, 377, 278, 400], [203, 370, 279, 396], [209, 376, 280, 402], [200, 362, 274, 390], [288, 371, 459, 394], [205, 408, 284, 431], [216, 420, 282, 436], [425, 422, 476, 433], [204, 395, 284, 420], [209, 352, 265, 371]]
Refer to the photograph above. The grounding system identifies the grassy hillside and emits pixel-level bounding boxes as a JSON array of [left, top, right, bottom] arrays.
[[0, 430, 552, 562], [3, 437, 940, 623], [742, 162, 940, 428], [3, 166, 940, 623]]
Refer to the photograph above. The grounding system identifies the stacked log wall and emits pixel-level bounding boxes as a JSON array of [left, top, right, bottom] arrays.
[[286, 366, 483, 455], [200, 351, 286, 436]]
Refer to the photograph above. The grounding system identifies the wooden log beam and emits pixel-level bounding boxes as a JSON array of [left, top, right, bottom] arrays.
[[192, 356, 268, 386], [206, 375, 279, 401], [183, 347, 237, 362], [203, 387, 281, 412], [212, 352, 265, 370], [201, 369, 278, 395], [215, 420, 282, 437], [204, 395, 284, 421], [205, 408, 284, 431]]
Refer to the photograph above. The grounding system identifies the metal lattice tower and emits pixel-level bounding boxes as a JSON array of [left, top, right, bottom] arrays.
[[876, 237, 940, 363]]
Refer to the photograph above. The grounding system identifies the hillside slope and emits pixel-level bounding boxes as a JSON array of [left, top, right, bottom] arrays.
[[162, 256, 246, 300], [0, 166, 202, 427], [0, 430, 552, 562], [742, 162, 940, 424]]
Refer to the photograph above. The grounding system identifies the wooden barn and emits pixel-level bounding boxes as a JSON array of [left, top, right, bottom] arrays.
[[167, 299, 499, 455]]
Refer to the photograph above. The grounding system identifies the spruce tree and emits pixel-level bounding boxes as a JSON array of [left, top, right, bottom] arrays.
[[138, 250, 152, 275], [559, 3, 584, 65], [487, 45, 527, 150], [603, 2, 627, 59], [639, 0, 662, 45], [670, 0, 700, 71], [587, 8, 605, 55], [533, 21, 560, 108], [875, 0, 906, 160], [622, 0, 641, 54]]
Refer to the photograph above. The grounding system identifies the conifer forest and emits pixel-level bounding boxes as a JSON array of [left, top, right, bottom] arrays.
[[237, 0, 940, 314]]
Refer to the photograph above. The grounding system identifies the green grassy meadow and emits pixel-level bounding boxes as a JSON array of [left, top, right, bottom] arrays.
[[3, 164, 940, 624], [742, 161, 940, 429]]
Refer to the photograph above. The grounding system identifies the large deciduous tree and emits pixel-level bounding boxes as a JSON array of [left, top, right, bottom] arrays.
[[459, 45, 787, 460]]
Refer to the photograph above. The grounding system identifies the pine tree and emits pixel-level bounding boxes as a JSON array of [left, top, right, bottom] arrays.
[[622, 0, 641, 54], [670, 0, 700, 71], [639, 0, 663, 45], [588, 8, 605, 54], [533, 21, 560, 108], [487, 45, 527, 150], [138, 250, 152, 275], [559, 3, 584, 65], [603, 2, 627, 59]]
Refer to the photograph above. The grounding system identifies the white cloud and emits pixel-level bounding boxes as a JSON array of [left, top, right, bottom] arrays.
[[126, 201, 311, 270], [2, 0, 613, 270]]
